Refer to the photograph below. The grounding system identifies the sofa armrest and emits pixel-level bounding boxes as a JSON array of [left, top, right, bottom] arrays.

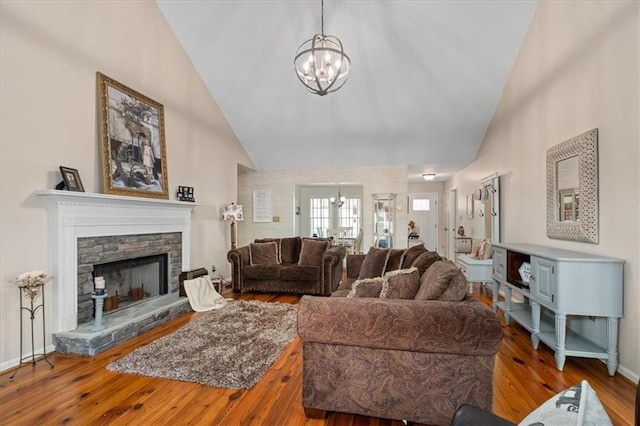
[[227, 246, 250, 292], [298, 295, 503, 356], [346, 254, 366, 279], [320, 246, 346, 295]]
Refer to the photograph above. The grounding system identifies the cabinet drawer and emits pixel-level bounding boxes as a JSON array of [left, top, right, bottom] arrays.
[[493, 247, 507, 281]]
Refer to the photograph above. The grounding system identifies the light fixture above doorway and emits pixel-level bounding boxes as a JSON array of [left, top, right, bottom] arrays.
[[294, 0, 351, 96], [422, 173, 436, 181]]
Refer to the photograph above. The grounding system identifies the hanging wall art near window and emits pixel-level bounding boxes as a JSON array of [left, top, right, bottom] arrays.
[[96, 72, 169, 199]]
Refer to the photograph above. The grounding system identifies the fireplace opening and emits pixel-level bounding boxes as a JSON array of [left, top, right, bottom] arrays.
[[92, 253, 168, 315]]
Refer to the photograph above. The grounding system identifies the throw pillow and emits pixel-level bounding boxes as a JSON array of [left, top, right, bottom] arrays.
[[383, 249, 406, 274], [410, 251, 442, 277], [279, 237, 301, 264], [471, 239, 483, 259], [400, 243, 428, 269], [358, 247, 391, 279], [254, 238, 282, 263], [480, 240, 493, 260], [298, 239, 330, 267], [249, 242, 280, 266], [414, 260, 467, 301], [382, 267, 421, 299], [346, 277, 386, 298], [518, 380, 612, 426]]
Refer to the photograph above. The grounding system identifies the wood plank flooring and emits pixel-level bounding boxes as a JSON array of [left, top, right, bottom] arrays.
[[0, 285, 636, 425]]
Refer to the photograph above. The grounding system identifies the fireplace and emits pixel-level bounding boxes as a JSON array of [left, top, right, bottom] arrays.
[[93, 253, 168, 314], [35, 190, 195, 334], [76, 232, 181, 325]]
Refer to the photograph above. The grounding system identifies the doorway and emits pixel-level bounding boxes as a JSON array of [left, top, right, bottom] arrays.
[[407, 193, 438, 251]]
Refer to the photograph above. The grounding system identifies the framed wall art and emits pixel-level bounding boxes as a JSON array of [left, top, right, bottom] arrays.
[[96, 72, 169, 199]]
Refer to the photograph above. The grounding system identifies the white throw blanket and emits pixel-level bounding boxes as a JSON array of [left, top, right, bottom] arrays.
[[183, 275, 226, 312]]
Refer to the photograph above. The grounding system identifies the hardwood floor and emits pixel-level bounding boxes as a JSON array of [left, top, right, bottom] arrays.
[[0, 285, 636, 425]]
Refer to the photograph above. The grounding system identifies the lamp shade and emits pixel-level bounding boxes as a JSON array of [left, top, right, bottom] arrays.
[[222, 203, 244, 222]]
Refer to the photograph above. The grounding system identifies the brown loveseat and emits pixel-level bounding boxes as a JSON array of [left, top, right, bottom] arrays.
[[297, 246, 504, 425], [227, 237, 346, 295]]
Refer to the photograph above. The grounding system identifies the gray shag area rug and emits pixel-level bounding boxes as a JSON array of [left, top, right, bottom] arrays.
[[107, 300, 298, 390]]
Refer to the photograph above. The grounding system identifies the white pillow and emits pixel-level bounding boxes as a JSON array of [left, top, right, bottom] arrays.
[[518, 380, 612, 426]]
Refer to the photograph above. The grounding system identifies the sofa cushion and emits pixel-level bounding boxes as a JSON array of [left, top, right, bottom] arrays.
[[410, 251, 442, 277], [280, 265, 320, 282], [382, 267, 421, 299], [298, 239, 330, 267], [415, 260, 468, 301], [400, 243, 428, 269], [249, 242, 280, 265], [242, 264, 281, 280], [383, 249, 406, 274], [358, 247, 390, 279], [346, 277, 385, 298]]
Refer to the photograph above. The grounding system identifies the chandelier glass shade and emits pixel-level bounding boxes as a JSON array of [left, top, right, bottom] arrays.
[[294, 0, 351, 96]]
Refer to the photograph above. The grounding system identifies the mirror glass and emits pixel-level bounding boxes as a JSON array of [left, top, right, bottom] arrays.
[[546, 129, 598, 243], [556, 155, 579, 222]]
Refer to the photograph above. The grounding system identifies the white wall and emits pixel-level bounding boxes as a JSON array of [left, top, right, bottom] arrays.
[[238, 166, 409, 250], [447, 1, 640, 380], [0, 1, 253, 370]]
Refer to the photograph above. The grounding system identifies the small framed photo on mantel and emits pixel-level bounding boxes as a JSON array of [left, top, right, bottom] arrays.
[[58, 166, 85, 192]]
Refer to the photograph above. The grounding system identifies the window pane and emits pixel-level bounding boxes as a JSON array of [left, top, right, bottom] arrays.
[[412, 199, 430, 211], [310, 198, 330, 237], [337, 198, 361, 238]]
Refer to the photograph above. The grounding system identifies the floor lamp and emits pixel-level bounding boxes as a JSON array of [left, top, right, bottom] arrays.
[[222, 203, 244, 250]]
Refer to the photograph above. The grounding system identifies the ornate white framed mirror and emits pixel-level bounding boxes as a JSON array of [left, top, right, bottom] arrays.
[[546, 128, 598, 243]]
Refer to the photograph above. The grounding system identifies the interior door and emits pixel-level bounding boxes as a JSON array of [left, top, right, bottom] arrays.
[[408, 193, 438, 251], [447, 188, 457, 260]]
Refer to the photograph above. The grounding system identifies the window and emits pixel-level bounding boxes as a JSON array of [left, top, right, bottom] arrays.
[[338, 198, 361, 238], [412, 199, 430, 211], [310, 198, 330, 237]]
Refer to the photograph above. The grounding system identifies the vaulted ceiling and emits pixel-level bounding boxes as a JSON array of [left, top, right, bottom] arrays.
[[157, 1, 538, 182]]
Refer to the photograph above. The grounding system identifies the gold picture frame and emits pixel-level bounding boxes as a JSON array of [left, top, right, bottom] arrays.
[[96, 72, 169, 199]]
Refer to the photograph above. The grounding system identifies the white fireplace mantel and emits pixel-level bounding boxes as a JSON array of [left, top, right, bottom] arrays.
[[35, 190, 196, 333]]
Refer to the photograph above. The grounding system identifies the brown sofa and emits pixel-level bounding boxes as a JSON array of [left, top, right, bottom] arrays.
[[297, 246, 504, 425], [227, 237, 346, 295]]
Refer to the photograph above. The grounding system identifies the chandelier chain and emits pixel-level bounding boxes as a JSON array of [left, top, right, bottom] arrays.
[[320, 0, 324, 36]]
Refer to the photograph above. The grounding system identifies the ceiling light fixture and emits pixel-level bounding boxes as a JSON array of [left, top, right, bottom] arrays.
[[422, 173, 436, 181], [330, 186, 346, 208], [294, 0, 351, 96]]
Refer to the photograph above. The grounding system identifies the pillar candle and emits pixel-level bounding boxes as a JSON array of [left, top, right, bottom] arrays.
[[94, 276, 105, 290]]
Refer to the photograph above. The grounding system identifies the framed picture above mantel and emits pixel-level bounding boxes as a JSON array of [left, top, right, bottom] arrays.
[[96, 72, 169, 199]]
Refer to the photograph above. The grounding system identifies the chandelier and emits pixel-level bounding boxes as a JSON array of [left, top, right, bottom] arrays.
[[294, 0, 351, 96], [330, 186, 345, 208]]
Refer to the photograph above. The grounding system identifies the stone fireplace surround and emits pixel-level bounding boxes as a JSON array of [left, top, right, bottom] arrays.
[[76, 233, 180, 325], [35, 190, 196, 354]]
